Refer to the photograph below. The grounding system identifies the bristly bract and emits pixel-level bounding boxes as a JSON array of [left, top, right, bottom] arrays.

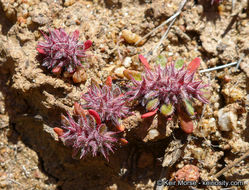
[[57, 110, 117, 161], [81, 76, 131, 131], [37, 28, 92, 74], [125, 55, 209, 133]]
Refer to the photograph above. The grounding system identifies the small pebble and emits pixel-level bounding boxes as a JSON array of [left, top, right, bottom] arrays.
[[64, 0, 76, 6], [122, 57, 132, 68], [214, 102, 219, 109], [121, 29, 145, 46], [106, 184, 118, 190], [174, 165, 200, 182], [191, 147, 205, 160], [114, 67, 125, 78], [72, 67, 87, 83], [148, 129, 159, 140], [168, 52, 173, 56], [223, 87, 244, 103], [218, 108, 237, 131]]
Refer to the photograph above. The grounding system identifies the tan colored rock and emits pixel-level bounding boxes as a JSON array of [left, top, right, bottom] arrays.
[[174, 165, 200, 182], [222, 84, 245, 103], [191, 147, 206, 160], [72, 67, 87, 83], [162, 140, 183, 167], [64, 0, 76, 7], [122, 57, 132, 68], [195, 117, 217, 137], [229, 137, 249, 153], [114, 66, 125, 78], [218, 108, 237, 131], [121, 29, 145, 46], [147, 129, 159, 141]]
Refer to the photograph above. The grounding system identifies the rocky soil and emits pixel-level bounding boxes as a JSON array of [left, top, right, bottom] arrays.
[[0, 0, 248, 189]]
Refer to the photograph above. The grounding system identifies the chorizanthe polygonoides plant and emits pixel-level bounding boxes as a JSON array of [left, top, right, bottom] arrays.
[[81, 76, 131, 131], [37, 28, 92, 74], [54, 109, 117, 161], [124, 55, 209, 133]]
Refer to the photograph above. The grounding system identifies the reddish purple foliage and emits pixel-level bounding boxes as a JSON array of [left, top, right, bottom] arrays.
[[37, 28, 92, 73], [60, 113, 117, 160], [127, 58, 208, 116], [81, 81, 131, 127]]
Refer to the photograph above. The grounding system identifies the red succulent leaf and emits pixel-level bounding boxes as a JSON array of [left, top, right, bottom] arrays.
[[179, 117, 194, 134], [36, 48, 45, 54], [119, 138, 128, 145], [116, 124, 125, 132], [88, 109, 101, 125], [52, 66, 62, 75], [54, 127, 64, 136], [178, 109, 194, 134], [141, 108, 158, 119], [187, 57, 200, 73], [139, 54, 150, 70], [118, 93, 124, 98], [84, 40, 92, 50], [105, 76, 112, 87]]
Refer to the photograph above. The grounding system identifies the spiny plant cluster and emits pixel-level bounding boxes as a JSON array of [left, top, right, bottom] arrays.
[[55, 108, 117, 160], [54, 56, 208, 159], [126, 55, 208, 116], [81, 76, 131, 131], [54, 77, 130, 160], [37, 28, 92, 74], [124, 55, 209, 133], [42, 29, 209, 160], [54, 54, 208, 160]]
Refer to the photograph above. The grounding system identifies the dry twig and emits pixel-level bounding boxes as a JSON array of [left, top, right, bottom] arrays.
[[200, 54, 244, 73], [199, 62, 237, 73], [134, 12, 181, 46], [214, 148, 249, 178], [151, 17, 177, 60], [232, 0, 236, 11], [235, 53, 244, 71], [135, 0, 187, 49], [149, 0, 188, 61]]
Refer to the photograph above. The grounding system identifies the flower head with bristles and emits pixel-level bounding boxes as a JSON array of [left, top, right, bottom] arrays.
[[37, 28, 92, 74], [126, 55, 208, 123], [59, 111, 117, 160], [81, 77, 131, 130]]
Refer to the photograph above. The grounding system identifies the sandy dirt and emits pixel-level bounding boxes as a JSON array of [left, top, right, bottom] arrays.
[[0, 0, 248, 189]]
